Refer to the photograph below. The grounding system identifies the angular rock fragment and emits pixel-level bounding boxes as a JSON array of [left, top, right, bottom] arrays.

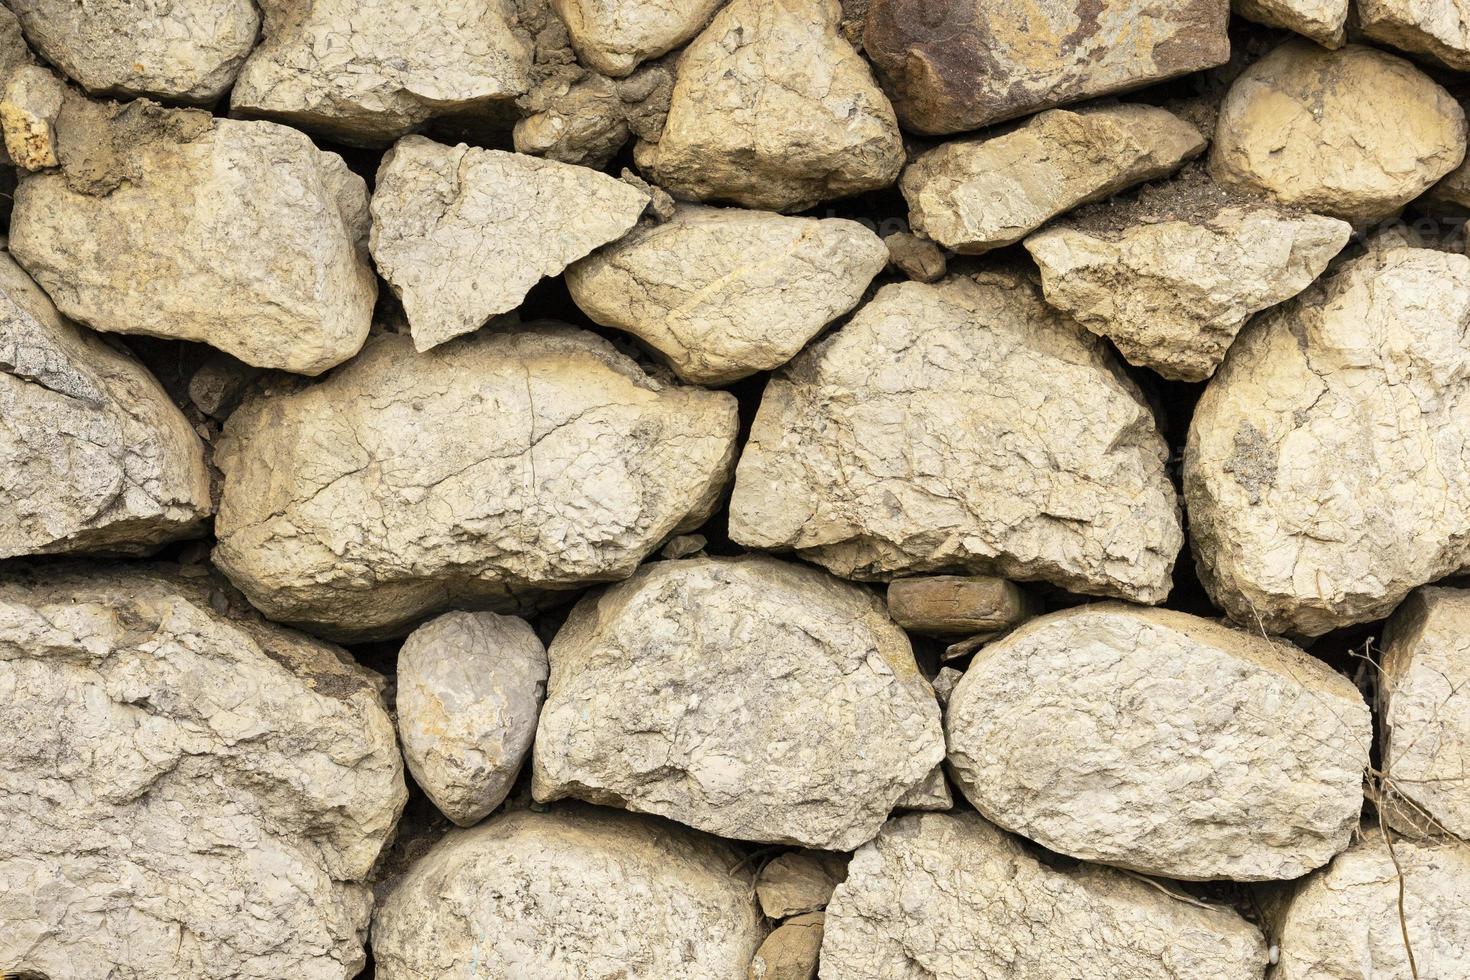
[[1270, 829, 1470, 980], [566, 204, 888, 384], [0, 566, 407, 980], [553, 0, 726, 76], [397, 611, 549, 827], [1210, 41, 1466, 224], [1, 65, 63, 170], [1024, 200, 1352, 381], [729, 272, 1183, 604], [821, 813, 1268, 979], [750, 913, 824, 980], [1380, 588, 1470, 839], [532, 555, 944, 850], [214, 327, 737, 641], [901, 104, 1204, 254], [863, 0, 1230, 135], [756, 852, 846, 919], [231, 0, 532, 145], [895, 765, 953, 811], [10, 102, 375, 375], [1186, 246, 1470, 636], [635, 0, 904, 212], [1233, 0, 1347, 47], [512, 60, 673, 169], [6, 0, 257, 103], [883, 231, 946, 282], [370, 136, 648, 352], [187, 352, 260, 420], [946, 605, 1371, 881], [372, 806, 765, 979], [0, 251, 211, 557], [1360, 0, 1470, 71], [886, 575, 1033, 637]]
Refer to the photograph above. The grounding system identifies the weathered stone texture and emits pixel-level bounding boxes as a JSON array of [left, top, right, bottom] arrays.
[[1233, 0, 1346, 47], [512, 60, 674, 168], [749, 913, 824, 980], [553, 0, 727, 75], [756, 852, 847, 919], [1, 64, 63, 170], [885, 575, 1033, 637], [1360, 0, 1470, 71]]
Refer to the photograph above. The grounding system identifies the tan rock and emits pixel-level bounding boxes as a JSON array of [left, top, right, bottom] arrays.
[[729, 272, 1183, 605], [883, 231, 946, 282], [0, 65, 63, 170], [886, 576, 1034, 637], [821, 812, 1268, 980], [1024, 203, 1352, 381], [553, 0, 727, 76], [1361, 0, 1470, 71], [634, 0, 904, 212], [213, 327, 738, 641], [1185, 246, 1470, 636], [1210, 41, 1467, 224], [945, 605, 1371, 881], [862, 0, 1230, 136], [532, 555, 945, 850], [512, 60, 673, 169], [895, 765, 953, 811], [756, 853, 847, 919], [901, 104, 1205, 254], [749, 913, 823, 980], [1233, 0, 1347, 47], [565, 204, 888, 384], [370, 136, 648, 352]]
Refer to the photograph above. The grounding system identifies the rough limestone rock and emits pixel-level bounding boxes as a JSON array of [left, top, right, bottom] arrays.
[[5, 0, 257, 103], [397, 611, 549, 827], [0, 251, 211, 557], [755, 852, 846, 918], [565, 204, 888, 384], [749, 913, 824, 980], [634, 0, 904, 212], [1024, 204, 1352, 381], [1233, 0, 1346, 46], [1186, 246, 1470, 637], [554, 0, 727, 76], [230, 0, 532, 145], [729, 272, 1182, 604], [1380, 588, 1470, 840], [862, 0, 1230, 135], [884, 231, 946, 282], [1210, 41, 1467, 224], [10, 105, 375, 376], [1271, 830, 1470, 980], [214, 327, 738, 641], [1, 65, 63, 170], [946, 604, 1371, 881], [512, 60, 674, 169], [373, 806, 765, 980], [1361, 0, 1470, 71], [886, 575, 1033, 637], [0, 566, 407, 980], [370, 136, 649, 352], [901, 104, 1205, 254], [821, 812, 1268, 980], [532, 555, 945, 850]]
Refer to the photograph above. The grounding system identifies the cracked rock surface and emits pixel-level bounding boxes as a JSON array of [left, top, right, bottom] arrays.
[[553, 0, 727, 76], [532, 555, 944, 850], [1360, 0, 1470, 71], [213, 326, 738, 642], [820, 812, 1268, 980], [0, 250, 211, 557], [372, 805, 765, 980], [1186, 246, 1470, 637], [370, 135, 649, 352], [565, 203, 888, 384], [1233, 0, 1346, 46], [945, 604, 1371, 881], [0, 565, 407, 980], [729, 271, 1183, 604]]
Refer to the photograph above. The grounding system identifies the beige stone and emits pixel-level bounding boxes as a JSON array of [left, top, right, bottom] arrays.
[[901, 104, 1204, 254], [1233, 0, 1347, 47], [883, 231, 946, 282], [213, 327, 738, 641], [886, 576, 1034, 637], [729, 272, 1182, 605], [1361, 0, 1470, 71], [756, 853, 846, 919], [896, 765, 954, 811], [566, 204, 888, 384], [554, 0, 727, 76], [512, 60, 674, 169], [749, 913, 823, 980], [0, 65, 63, 170]]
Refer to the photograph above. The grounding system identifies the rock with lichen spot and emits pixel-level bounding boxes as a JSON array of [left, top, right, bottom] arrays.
[[821, 812, 1268, 980], [1210, 41, 1466, 224], [756, 852, 847, 919], [635, 0, 903, 212], [1, 64, 63, 170], [566, 203, 888, 385], [1233, 0, 1347, 47], [552, 0, 727, 76], [749, 913, 824, 980], [901, 104, 1204, 254], [729, 271, 1182, 605], [1360, 0, 1470, 71], [213, 326, 738, 642]]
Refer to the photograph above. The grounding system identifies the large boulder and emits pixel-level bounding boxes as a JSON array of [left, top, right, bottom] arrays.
[[5, 0, 257, 103], [230, 0, 532, 145], [369, 136, 648, 352], [397, 611, 548, 827], [553, 0, 726, 76], [1185, 246, 1470, 637], [1360, 0, 1470, 71], [1233, 0, 1347, 47], [900, 104, 1204, 254], [213, 327, 738, 641], [729, 272, 1182, 605], [0, 566, 407, 980], [372, 806, 766, 980], [945, 605, 1370, 881], [532, 555, 944, 850], [565, 204, 888, 385], [634, 0, 904, 212], [0, 251, 211, 557], [862, 0, 1230, 135], [10, 100, 375, 376], [821, 812, 1268, 980], [1210, 41, 1466, 224]]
